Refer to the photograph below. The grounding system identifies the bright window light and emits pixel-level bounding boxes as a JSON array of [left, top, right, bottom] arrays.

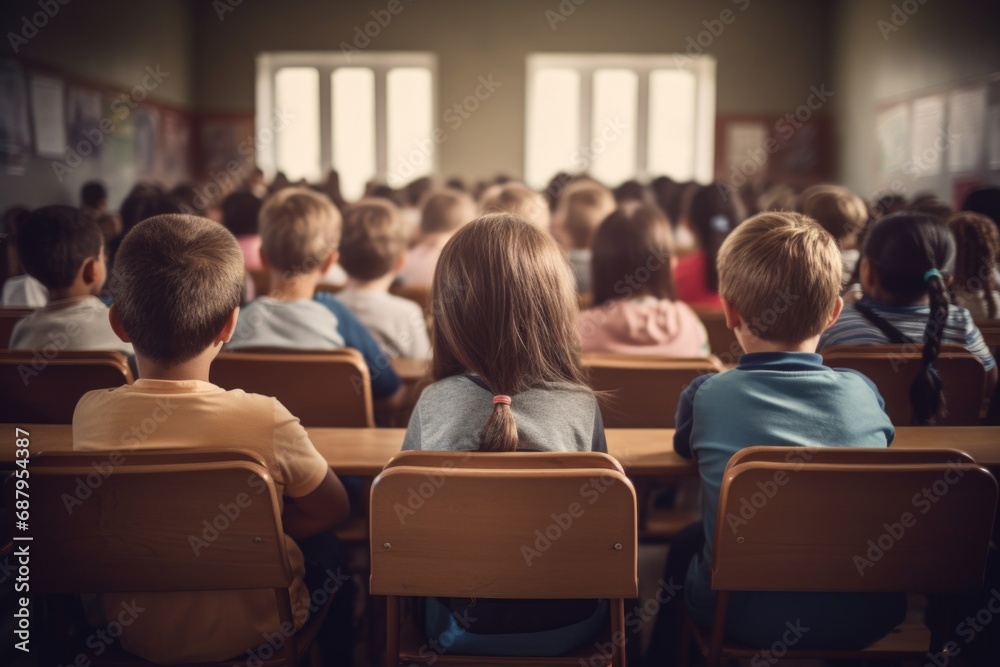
[[386, 67, 434, 188], [332, 68, 376, 200], [274, 67, 320, 182], [525, 68, 581, 189], [648, 69, 697, 181], [590, 68, 638, 187]]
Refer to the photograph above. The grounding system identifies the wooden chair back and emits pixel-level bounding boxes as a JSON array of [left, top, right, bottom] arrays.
[[0, 350, 132, 423], [584, 354, 725, 428], [977, 318, 1000, 356], [211, 349, 374, 427], [823, 344, 988, 425], [726, 445, 976, 469], [384, 449, 625, 473], [389, 283, 432, 316], [692, 307, 741, 363], [0, 307, 33, 348]]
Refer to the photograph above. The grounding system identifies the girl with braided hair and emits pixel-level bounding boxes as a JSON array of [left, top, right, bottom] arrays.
[[819, 212, 997, 424], [949, 211, 1000, 320]]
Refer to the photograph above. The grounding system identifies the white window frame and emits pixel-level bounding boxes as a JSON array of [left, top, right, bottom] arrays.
[[524, 53, 716, 186], [255, 51, 438, 182]]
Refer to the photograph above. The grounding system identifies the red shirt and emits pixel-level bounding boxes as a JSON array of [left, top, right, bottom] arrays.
[[674, 251, 723, 309]]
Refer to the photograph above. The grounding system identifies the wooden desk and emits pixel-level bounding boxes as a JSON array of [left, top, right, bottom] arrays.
[[2, 425, 997, 476]]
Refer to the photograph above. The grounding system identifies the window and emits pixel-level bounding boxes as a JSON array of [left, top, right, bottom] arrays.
[[256, 52, 436, 200], [524, 54, 715, 189]]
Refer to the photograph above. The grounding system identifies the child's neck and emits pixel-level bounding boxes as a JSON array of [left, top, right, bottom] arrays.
[[47, 284, 97, 302], [346, 275, 394, 292], [738, 334, 821, 355], [135, 348, 218, 382], [268, 270, 322, 301]]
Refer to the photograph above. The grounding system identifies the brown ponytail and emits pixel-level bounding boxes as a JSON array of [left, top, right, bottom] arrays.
[[480, 400, 519, 452]]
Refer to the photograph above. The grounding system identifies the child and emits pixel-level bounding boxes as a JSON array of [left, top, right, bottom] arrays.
[[645, 212, 904, 664], [72, 214, 353, 664], [226, 187, 404, 403], [949, 211, 1000, 320], [402, 213, 608, 657], [8, 206, 131, 356], [1, 205, 48, 308], [480, 182, 550, 231], [818, 212, 997, 423], [577, 204, 708, 356], [800, 184, 869, 286], [398, 188, 476, 288], [674, 182, 745, 309], [220, 190, 263, 271], [551, 181, 616, 293], [335, 198, 431, 359]]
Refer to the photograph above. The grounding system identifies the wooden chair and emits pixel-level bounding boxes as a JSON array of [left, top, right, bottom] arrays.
[[977, 318, 1000, 357], [3, 450, 332, 666], [583, 354, 725, 428], [684, 446, 998, 666], [211, 349, 374, 427], [692, 308, 741, 364], [823, 344, 989, 425], [0, 350, 133, 423], [0, 307, 33, 349], [370, 452, 638, 666], [389, 283, 432, 317]]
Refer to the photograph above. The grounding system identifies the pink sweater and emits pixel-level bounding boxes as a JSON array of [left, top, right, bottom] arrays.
[[578, 297, 709, 356]]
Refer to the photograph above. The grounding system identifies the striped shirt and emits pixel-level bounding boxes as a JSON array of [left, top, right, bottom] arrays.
[[818, 297, 996, 371]]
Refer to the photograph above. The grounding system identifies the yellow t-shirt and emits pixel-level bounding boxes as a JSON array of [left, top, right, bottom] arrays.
[[72, 379, 331, 663]]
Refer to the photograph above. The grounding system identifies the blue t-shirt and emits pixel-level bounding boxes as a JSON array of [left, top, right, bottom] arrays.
[[314, 292, 402, 399], [675, 352, 904, 648]]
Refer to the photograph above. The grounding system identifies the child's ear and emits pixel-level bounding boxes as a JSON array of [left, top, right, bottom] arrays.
[[720, 297, 742, 331], [108, 305, 132, 343], [81, 256, 99, 285], [321, 250, 339, 274], [824, 296, 844, 330], [217, 306, 240, 345], [258, 247, 269, 270], [859, 257, 875, 291], [392, 252, 406, 274]]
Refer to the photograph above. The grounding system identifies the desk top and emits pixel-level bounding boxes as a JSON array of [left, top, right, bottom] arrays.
[[2, 425, 997, 476]]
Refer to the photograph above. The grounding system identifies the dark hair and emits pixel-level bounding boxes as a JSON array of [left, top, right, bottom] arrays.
[[872, 192, 908, 219], [613, 180, 649, 206], [689, 182, 746, 293], [404, 176, 433, 207], [111, 214, 244, 366], [592, 204, 675, 307], [949, 211, 1000, 319], [863, 213, 956, 424], [119, 185, 182, 235], [169, 183, 200, 213], [2, 206, 30, 280], [80, 181, 107, 209], [962, 186, 1000, 235], [16, 206, 103, 289], [221, 191, 263, 237], [907, 194, 952, 221], [650, 176, 676, 222]]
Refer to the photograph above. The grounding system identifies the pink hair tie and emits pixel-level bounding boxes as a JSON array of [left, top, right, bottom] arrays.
[[493, 395, 511, 406]]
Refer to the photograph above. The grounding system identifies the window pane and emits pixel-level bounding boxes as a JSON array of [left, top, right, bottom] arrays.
[[386, 67, 433, 188], [525, 68, 580, 189], [648, 69, 697, 181], [590, 69, 637, 187], [332, 68, 376, 201], [274, 67, 320, 182]]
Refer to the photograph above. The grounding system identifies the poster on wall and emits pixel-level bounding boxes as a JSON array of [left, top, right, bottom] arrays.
[[30, 74, 67, 158], [66, 86, 104, 159], [947, 87, 987, 173], [876, 103, 910, 178], [159, 108, 191, 187], [0, 61, 31, 174], [132, 105, 159, 182]]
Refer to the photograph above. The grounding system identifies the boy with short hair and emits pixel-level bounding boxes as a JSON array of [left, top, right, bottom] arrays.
[[480, 182, 550, 231], [227, 187, 403, 402], [551, 182, 616, 293], [800, 185, 869, 286], [398, 188, 477, 288], [645, 212, 904, 662], [335, 198, 431, 359], [9, 206, 131, 356]]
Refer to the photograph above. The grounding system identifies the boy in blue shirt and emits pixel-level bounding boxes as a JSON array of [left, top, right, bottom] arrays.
[[645, 212, 905, 663]]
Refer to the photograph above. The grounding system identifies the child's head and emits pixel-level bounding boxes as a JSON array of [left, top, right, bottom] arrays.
[[552, 182, 616, 250], [432, 213, 588, 452], [480, 183, 550, 231], [221, 191, 263, 238], [80, 181, 108, 211], [339, 198, 406, 283], [111, 214, 244, 367], [259, 187, 341, 276], [718, 211, 841, 346], [689, 182, 746, 293], [419, 188, 477, 236], [591, 203, 675, 307], [16, 205, 106, 294], [800, 185, 868, 249], [949, 211, 1000, 318], [861, 212, 956, 423]]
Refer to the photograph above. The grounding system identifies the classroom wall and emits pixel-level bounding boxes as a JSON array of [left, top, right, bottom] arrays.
[[832, 0, 1000, 203], [190, 0, 835, 184], [0, 0, 194, 208]]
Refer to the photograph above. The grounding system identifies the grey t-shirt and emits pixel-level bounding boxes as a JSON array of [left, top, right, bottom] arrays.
[[402, 374, 607, 452]]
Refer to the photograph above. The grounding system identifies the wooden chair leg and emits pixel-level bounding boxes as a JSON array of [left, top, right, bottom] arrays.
[[386, 595, 399, 667], [610, 597, 626, 667], [706, 591, 729, 667]]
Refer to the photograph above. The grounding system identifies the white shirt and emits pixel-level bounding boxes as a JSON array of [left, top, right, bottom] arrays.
[[9, 296, 132, 355], [1, 274, 48, 307], [227, 297, 344, 350], [334, 288, 431, 359]]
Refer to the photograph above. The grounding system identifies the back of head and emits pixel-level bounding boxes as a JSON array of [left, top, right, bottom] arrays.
[[119, 184, 182, 236], [80, 181, 107, 210], [613, 180, 649, 206], [17, 205, 103, 290], [221, 191, 263, 237], [340, 198, 406, 281], [800, 185, 868, 244], [111, 214, 244, 366], [480, 183, 550, 231], [259, 187, 341, 275], [907, 194, 952, 222], [718, 211, 840, 344], [689, 182, 746, 292], [420, 188, 477, 235], [557, 182, 616, 249], [404, 176, 433, 207], [757, 183, 799, 213], [962, 186, 1000, 233], [863, 212, 956, 424], [592, 203, 675, 307], [432, 213, 588, 452], [872, 191, 909, 219], [949, 211, 1000, 318]]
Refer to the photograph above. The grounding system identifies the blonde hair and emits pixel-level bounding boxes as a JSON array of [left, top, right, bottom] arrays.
[[718, 211, 841, 343], [800, 185, 868, 243], [340, 198, 406, 281], [432, 213, 589, 452], [420, 188, 477, 235], [259, 187, 341, 274], [480, 183, 550, 231], [556, 182, 617, 249]]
